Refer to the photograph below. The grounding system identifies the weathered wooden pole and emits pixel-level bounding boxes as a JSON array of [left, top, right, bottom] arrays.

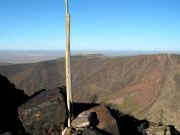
[[65, 0, 73, 127]]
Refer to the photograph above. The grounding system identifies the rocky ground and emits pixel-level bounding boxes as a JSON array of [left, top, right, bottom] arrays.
[[0, 74, 180, 135]]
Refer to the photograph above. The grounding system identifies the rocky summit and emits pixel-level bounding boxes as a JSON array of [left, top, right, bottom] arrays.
[[0, 73, 180, 135], [18, 88, 120, 135], [0, 74, 120, 135]]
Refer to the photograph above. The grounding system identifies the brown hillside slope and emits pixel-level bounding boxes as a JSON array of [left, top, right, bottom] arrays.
[[0, 54, 180, 130]]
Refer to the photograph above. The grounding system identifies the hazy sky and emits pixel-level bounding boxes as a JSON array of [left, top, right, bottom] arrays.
[[0, 0, 180, 51]]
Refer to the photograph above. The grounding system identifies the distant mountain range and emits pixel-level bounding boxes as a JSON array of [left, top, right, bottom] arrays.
[[0, 53, 180, 131], [0, 62, 11, 66], [1, 50, 180, 64]]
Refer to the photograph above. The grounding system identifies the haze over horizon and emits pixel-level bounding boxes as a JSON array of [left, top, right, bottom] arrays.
[[0, 0, 180, 51]]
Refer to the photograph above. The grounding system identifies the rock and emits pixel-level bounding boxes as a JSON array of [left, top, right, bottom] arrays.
[[19, 88, 67, 135], [62, 103, 119, 135], [86, 104, 119, 135], [62, 127, 72, 135], [61, 127, 104, 135], [72, 111, 93, 128], [82, 128, 103, 135], [0, 74, 29, 134]]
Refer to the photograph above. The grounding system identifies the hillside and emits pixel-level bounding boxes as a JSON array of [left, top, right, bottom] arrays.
[[0, 54, 180, 130]]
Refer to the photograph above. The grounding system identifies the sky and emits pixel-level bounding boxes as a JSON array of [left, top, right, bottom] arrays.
[[0, 0, 180, 51]]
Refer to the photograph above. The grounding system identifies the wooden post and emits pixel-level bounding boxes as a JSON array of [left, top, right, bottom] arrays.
[[65, 0, 73, 127]]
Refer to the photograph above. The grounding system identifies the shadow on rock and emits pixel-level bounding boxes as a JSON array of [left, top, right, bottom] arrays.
[[108, 107, 149, 135], [72, 102, 98, 118], [0, 74, 29, 134], [19, 87, 67, 135], [109, 106, 180, 135], [169, 125, 180, 135]]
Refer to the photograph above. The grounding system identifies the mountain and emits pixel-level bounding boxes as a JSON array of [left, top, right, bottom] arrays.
[[0, 62, 11, 66], [0, 74, 178, 135], [0, 54, 180, 130]]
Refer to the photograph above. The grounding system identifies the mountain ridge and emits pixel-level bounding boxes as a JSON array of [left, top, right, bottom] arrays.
[[0, 53, 180, 130]]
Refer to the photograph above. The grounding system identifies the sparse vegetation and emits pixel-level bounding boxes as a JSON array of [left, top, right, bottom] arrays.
[[119, 96, 139, 115], [91, 94, 99, 103], [1, 54, 180, 131]]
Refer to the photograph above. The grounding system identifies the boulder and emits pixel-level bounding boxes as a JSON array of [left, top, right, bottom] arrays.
[[19, 88, 67, 135], [72, 111, 93, 128], [63, 103, 119, 135], [62, 127, 73, 135], [86, 104, 119, 135]]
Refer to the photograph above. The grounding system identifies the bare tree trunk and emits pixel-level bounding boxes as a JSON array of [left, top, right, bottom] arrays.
[[65, 0, 73, 127]]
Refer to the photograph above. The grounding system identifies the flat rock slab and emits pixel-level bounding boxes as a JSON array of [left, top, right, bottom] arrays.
[[19, 88, 67, 135]]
